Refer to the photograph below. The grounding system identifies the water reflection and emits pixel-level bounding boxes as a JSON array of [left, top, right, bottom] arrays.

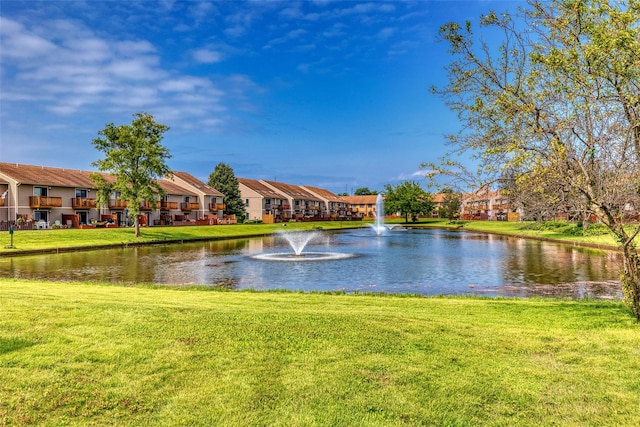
[[0, 229, 623, 299]]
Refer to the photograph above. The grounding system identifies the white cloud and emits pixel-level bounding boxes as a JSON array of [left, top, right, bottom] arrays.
[[0, 15, 259, 134], [394, 170, 430, 181], [378, 27, 396, 39], [193, 48, 222, 64]]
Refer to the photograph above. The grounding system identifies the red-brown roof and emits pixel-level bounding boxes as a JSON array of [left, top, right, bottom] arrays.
[[432, 193, 445, 204], [343, 195, 379, 205], [301, 185, 348, 203], [0, 162, 212, 197], [238, 178, 287, 199], [261, 180, 322, 201], [0, 162, 107, 187], [172, 171, 224, 196]]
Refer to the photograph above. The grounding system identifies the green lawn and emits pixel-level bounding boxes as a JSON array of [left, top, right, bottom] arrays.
[[0, 221, 365, 254], [2, 219, 637, 424], [1, 280, 639, 426]]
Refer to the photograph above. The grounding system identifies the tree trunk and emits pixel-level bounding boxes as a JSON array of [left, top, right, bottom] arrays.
[[134, 215, 140, 238], [592, 201, 640, 319], [621, 242, 640, 320]]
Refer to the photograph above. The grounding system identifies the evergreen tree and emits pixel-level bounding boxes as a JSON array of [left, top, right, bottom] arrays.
[[208, 163, 245, 221]]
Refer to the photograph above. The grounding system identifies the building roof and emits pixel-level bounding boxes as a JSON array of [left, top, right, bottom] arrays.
[[260, 180, 322, 201], [0, 162, 107, 188], [432, 193, 445, 204], [172, 171, 224, 197], [301, 185, 348, 203], [238, 178, 287, 199], [0, 162, 218, 198], [157, 178, 198, 196], [343, 195, 380, 205]]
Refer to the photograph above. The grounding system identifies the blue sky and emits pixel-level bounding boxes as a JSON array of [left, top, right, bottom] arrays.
[[0, 0, 523, 194]]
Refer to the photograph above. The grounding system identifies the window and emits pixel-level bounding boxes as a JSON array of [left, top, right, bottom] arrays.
[[245, 199, 249, 206], [34, 187, 48, 197], [184, 196, 190, 203], [34, 211, 48, 222], [76, 189, 89, 198]]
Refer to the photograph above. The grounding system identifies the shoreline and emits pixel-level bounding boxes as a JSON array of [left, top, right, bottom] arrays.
[[0, 220, 623, 259]]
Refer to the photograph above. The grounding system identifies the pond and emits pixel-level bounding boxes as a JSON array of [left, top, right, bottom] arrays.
[[0, 228, 623, 299]]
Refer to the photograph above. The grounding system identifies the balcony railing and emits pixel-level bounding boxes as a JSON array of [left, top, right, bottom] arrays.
[[29, 196, 62, 209], [209, 203, 225, 211], [71, 197, 97, 209], [139, 201, 154, 211], [180, 202, 200, 211], [0, 198, 4, 207], [160, 201, 179, 210], [281, 205, 291, 210], [108, 199, 129, 209]]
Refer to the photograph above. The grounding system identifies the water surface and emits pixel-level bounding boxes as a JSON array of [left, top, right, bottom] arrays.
[[0, 229, 622, 299]]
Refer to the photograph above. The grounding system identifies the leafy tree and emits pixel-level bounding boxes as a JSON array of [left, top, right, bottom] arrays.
[[90, 112, 172, 238], [207, 163, 245, 222], [428, 0, 640, 317], [439, 188, 462, 221], [384, 181, 433, 223], [354, 187, 378, 195]]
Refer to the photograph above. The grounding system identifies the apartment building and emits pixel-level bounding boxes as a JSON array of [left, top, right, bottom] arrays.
[[300, 185, 353, 221], [239, 179, 357, 223], [0, 162, 224, 228], [342, 195, 379, 219], [460, 187, 519, 221], [238, 178, 290, 223]]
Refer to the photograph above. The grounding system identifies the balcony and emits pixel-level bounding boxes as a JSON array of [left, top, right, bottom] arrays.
[[209, 203, 225, 211], [139, 201, 154, 211], [108, 199, 129, 209], [281, 205, 291, 210], [29, 196, 62, 209], [160, 201, 179, 210], [71, 197, 97, 209], [0, 198, 4, 207], [180, 202, 200, 212]]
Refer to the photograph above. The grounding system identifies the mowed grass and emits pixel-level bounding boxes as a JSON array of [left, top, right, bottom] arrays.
[[2, 279, 640, 426], [0, 221, 365, 254]]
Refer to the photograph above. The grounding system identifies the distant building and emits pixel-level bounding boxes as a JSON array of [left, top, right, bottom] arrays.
[[239, 179, 356, 223], [343, 195, 379, 219]]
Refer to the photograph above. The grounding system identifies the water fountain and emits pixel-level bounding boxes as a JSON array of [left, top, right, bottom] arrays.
[[252, 230, 354, 262], [368, 194, 397, 235]]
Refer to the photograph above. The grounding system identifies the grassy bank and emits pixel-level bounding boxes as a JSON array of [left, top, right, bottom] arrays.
[[2, 279, 639, 426], [394, 218, 621, 248], [0, 221, 364, 255], [0, 218, 624, 256]]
